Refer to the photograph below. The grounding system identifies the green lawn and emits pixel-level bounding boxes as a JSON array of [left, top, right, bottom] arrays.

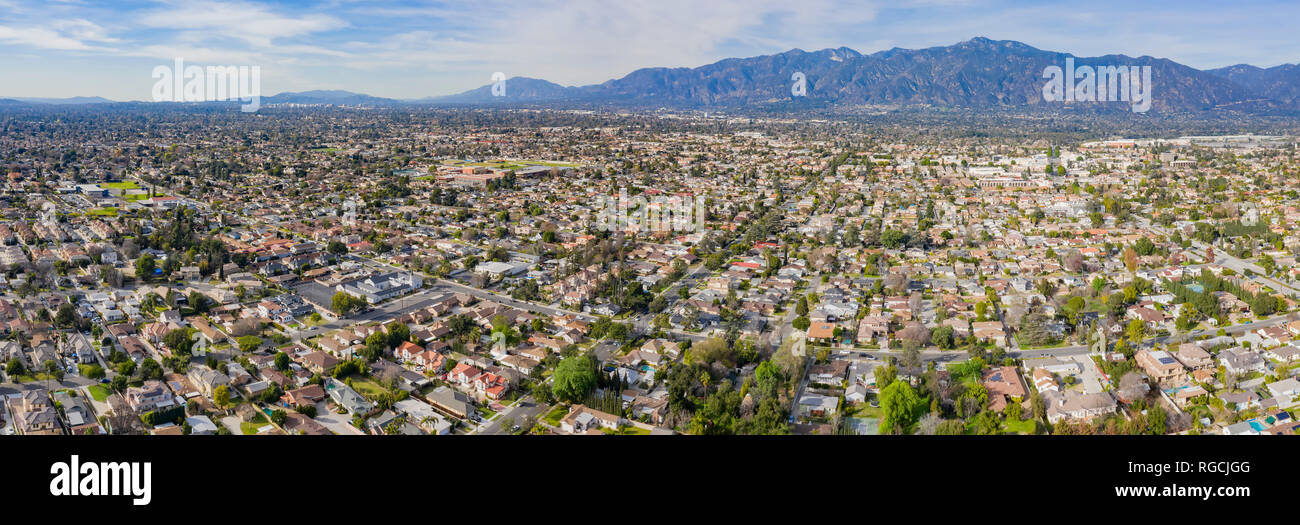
[[87, 207, 119, 217], [102, 181, 141, 190], [600, 426, 651, 435], [1003, 417, 1036, 435], [843, 403, 881, 419], [8, 373, 57, 383], [345, 376, 389, 400], [542, 405, 568, 426], [87, 384, 112, 401], [240, 422, 271, 435]]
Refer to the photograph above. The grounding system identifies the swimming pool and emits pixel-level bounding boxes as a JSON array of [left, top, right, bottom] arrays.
[[1248, 420, 1267, 432]]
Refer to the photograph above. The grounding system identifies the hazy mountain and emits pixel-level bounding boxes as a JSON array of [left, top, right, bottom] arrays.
[[262, 90, 399, 106], [13, 96, 116, 104], [423, 77, 582, 103], [435, 37, 1297, 113]]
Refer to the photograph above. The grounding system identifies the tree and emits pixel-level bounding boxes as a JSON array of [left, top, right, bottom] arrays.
[[875, 364, 897, 389], [1018, 311, 1058, 347], [134, 254, 157, 282], [879, 380, 923, 434], [1175, 304, 1200, 332], [139, 358, 163, 380], [931, 325, 955, 349], [5, 357, 25, 376], [1118, 372, 1148, 403], [552, 355, 597, 403], [880, 229, 907, 249], [1123, 246, 1138, 272], [1148, 405, 1168, 435], [163, 328, 194, 356], [898, 323, 931, 350], [1126, 319, 1146, 341], [363, 332, 386, 361], [1259, 253, 1276, 276], [792, 316, 810, 332], [934, 419, 966, 435], [80, 364, 105, 379], [274, 351, 291, 371], [386, 323, 411, 349], [55, 302, 76, 327], [331, 291, 365, 315], [213, 384, 231, 407], [188, 291, 210, 313], [689, 337, 734, 367]]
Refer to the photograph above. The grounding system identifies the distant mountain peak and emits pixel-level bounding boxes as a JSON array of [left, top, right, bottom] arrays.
[[12, 96, 115, 105], [16, 38, 1289, 116]]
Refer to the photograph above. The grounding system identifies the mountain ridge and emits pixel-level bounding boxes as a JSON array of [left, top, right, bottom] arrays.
[[431, 37, 1299, 114], [3, 38, 1296, 114]]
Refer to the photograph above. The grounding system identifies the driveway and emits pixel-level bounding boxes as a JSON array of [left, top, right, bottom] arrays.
[[1072, 354, 1106, 394], [312, 401, 365, 435], [220, 415, 244, 435]]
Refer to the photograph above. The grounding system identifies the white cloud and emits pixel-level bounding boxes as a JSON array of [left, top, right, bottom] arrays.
[[135, 0, 347, 49], [0, 24, 114, 51]]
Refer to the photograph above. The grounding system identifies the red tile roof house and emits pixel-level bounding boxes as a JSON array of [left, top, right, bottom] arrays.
[[981, 366, 1027, 412], [394, 341, 424, 362], [408, 350, 445, 371], [281, 384, 327, 406], [448, 362, 482, 387], [473, 372, 510, 401], [806, 322, 837, 342]]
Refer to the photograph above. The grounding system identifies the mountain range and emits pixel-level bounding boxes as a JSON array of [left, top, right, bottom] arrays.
[[431, 38, 1300, 114], [5, 38, 1299, 114]]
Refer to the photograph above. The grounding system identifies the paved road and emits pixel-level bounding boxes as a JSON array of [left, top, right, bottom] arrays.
[[0, 374, 99, 395], [471, 395, 546, 435]]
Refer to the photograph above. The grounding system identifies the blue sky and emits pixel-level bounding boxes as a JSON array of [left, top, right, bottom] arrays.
[[2, 0, 1297, 100]]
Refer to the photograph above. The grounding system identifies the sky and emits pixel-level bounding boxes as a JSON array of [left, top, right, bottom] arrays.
[[2, 0, 1297, 100]]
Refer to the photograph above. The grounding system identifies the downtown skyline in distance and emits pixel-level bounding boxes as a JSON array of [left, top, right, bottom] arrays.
[[2, 0, 1299, 100]]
